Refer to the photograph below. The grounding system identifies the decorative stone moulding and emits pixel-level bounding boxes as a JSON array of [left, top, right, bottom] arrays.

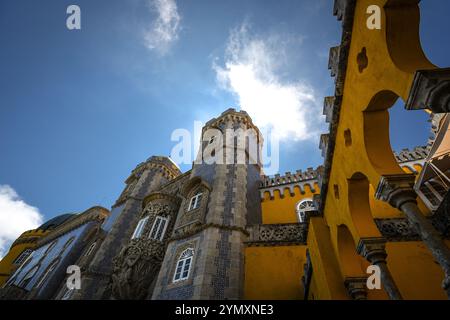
[[406, 68, 450, 113], [246, 223, 307, 246]]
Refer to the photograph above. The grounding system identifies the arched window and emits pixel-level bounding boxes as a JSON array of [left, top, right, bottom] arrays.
[[13, 248, 33, 265], [131, 216, 149, 239], [61, 237, 75, 253], [84, 242, 97, 257], [188, 192, 203, 211], [44, 240, 58, 255], [35, 259, 59, 289], [61, 288, 74, 300], [296, 199, 316, 223], [19, 264, 39, 288], [173, 248, 194, 283]]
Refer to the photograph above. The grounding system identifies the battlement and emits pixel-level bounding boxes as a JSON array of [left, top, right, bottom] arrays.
[[204, 108, 251, 127], [260, 167, 322, 188], [394, 146, 428, 163], [203, 108, 263, 143], [259, 166, 323, 201], [125, 156, 182, 184]]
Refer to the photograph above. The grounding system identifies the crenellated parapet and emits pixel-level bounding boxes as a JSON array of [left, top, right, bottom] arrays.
[[203, 108, 264, 144], [126, 156, 182, 184], [259, 167, 323, 200], [394, 146, 427, 174]]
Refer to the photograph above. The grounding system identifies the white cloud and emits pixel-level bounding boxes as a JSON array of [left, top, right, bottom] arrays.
[[0, 185, 43, 259], [143, 0, 181, 55], [214, 23, 322, 141]]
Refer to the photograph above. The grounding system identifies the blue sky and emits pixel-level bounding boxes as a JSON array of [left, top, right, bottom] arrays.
[[0, 0, 450, 257]]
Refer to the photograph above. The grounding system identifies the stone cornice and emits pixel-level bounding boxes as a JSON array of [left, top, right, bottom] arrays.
[[405, 68, 450, 113], [125, 156, 182, 184], [35, 207, 109, 248], [169, 223, 249, 243]]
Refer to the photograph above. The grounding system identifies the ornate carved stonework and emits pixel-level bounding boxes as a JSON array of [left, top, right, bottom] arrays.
[[111, 195, 180, 300], [246, 223, 307, 246], [344, 277, 368, 300], [174, 182, 210, 233], [111, 239, 165, 300], [405, 68, 450, 113], [375, 218, 420, 242], [375, 174, 417, 208]]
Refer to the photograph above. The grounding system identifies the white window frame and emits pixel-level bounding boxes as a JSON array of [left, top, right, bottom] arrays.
[[19, 264, 39, 288], [61, 288, 74, 300], [296, 199, 316, 223], [14, 249, 33, 265], [84, 242, 97, 257], [188, 193, 203, 211], [35, 259, 59, 289], [131, 216, 149, 239], [173, 248, 194, 283], [149, 216, 169, 241]]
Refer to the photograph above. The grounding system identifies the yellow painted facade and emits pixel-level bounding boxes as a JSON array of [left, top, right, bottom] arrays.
[[244, 176, 319, 299], [306, 0, 449, 300], [261, 182, 320, 224], [244, 246, 307, 300], [1, 0, 448, 301], [0, 229, 49, 286], [245, 0, 449, 300]]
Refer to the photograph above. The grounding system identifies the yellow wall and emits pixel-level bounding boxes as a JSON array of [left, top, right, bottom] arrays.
[[0, 229, 48, 286], [244, 245, 307, 300], [261, 182, 320, 224], [307, 0, 448, 300], [386, 241, 448, 300], [245, 182, 319, 299]]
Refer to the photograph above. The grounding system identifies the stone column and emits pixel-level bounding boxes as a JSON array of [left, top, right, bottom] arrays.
[[357, 237, 403, 300], [376, 174, 450, 298], [344, 277, 368, 300]]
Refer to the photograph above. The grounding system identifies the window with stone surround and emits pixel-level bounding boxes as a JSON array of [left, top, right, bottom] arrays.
[[296, 199, 316, 223], [173, 248, 194, 283], [84, 242, 97, 257], [61, 288, 74, 300], [13, 248, 33, 265], [131, 216, 149, 239], [19, 264, 39, 288], [149, 216, 169, 241], [35, 258, 60, 289], [188, 192, 203, 211]]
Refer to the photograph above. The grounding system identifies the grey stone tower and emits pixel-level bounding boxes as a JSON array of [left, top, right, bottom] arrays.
[[77, 156, 181, 299], [152, 108, 263, 299]]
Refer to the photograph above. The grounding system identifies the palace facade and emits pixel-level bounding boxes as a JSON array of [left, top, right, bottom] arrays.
[[1, 0, 450, 300]]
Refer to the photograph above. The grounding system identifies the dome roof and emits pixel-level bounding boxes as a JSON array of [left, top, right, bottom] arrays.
[[37, 213, 77, 231]]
